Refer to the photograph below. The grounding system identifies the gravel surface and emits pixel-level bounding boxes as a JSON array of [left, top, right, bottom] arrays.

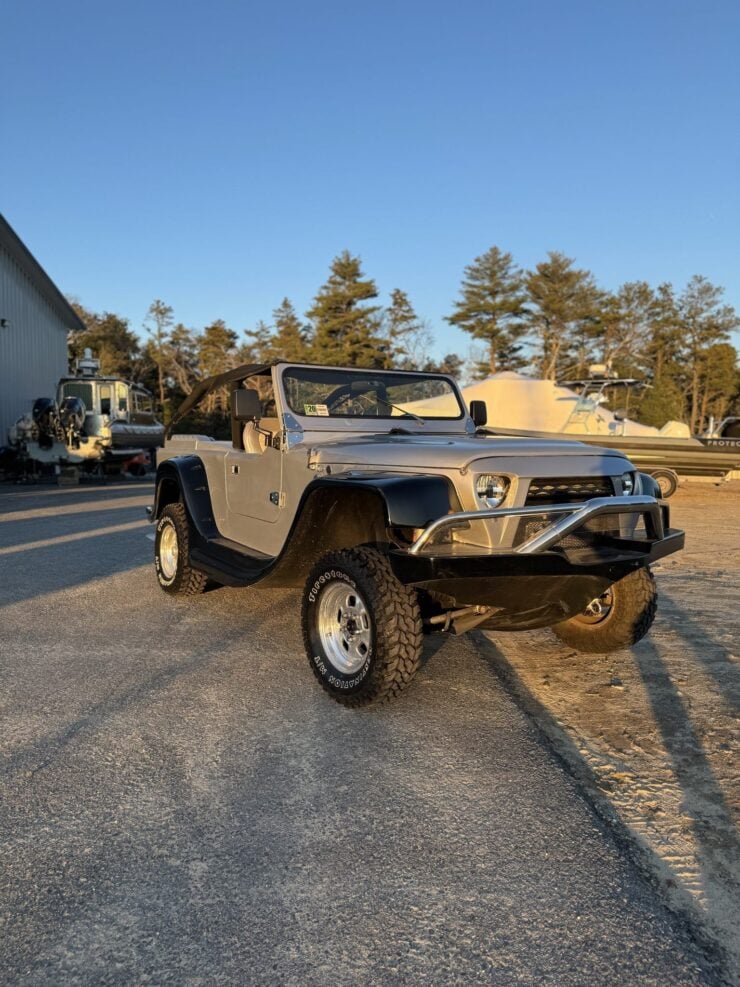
[[0, 481, 721, 985], [482, 481, 740, 984]]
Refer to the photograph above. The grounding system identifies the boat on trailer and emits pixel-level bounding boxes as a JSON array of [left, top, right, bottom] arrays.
[[4, 350, 164, 478]]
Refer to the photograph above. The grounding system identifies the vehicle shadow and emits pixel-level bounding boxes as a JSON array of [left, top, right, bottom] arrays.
[[658, 587, 739, 710], [420, 632, 450, 667], [0, 481, 153, 513], [634, 634, 739, 834], [0, 605, 277, 783], [0, 527, 150, 606], [0, 483, 154, 603], [631, 637, 740, 974], [0, 506, 150, 549], [472, 629, 738, 981]]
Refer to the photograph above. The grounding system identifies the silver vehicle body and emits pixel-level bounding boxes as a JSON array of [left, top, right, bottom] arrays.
[[151, 361, 686, 634], [157, 363, 642, 559]]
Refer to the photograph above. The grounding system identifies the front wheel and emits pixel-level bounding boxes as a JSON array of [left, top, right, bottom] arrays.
[[551, 567, 657, 653], [154, 502, 208, 596], [301, 548, 423, 706]]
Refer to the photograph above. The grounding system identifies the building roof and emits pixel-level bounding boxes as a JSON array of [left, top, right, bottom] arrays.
[[0, 212, 87, 333]]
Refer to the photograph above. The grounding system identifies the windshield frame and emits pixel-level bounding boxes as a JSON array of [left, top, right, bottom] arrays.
[[277, 364, 467, 429]]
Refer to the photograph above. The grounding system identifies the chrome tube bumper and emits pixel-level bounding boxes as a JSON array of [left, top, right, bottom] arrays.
[[408, 495, 664, 556]]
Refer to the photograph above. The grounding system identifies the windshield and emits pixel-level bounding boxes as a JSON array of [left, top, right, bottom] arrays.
[[59, 382, 93, 412], [281, 367, 464, 421]]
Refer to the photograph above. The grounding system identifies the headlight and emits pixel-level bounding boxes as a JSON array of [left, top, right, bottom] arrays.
[[621, 471, 635, 495], [476, 474, 509, 507]]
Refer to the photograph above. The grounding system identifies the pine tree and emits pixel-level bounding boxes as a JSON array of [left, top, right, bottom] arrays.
[[164, 323, 200, 396], [637, 376, 686, 428], [307, 252, 384, 367], [696, 342, 739, 431], [594, 282, 655, 373], [676, 276, 739, 432], [640, 283, 683, 382], [621, 282, 685, 427], [446, 247, 529, 377], [243, 300, 309, 365], [383, 288, 423, 367], [272, 298, 310, 362], [68, 302, 142, 378], [566, 289, 612, 379], [144, 299, 174, 409], [422, 352, 465, 379], [198, 320, 238, 412], [525, 252, 601, 380], [243, 321, 273, 364]]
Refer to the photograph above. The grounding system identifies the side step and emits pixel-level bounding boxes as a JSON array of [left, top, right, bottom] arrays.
[[190, 536, 274, 587]]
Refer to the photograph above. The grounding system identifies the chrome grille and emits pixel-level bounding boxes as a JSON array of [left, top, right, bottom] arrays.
[[525, 476, 615, 505]]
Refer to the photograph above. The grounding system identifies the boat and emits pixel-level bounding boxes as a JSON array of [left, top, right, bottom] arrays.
[[460, 368, 740, 497], [56, 350, 165, 453], [4, 350, 164, 476]]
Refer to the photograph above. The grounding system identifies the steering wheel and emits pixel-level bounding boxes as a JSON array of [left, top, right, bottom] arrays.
[[323, 381, 387, 416], [324, 383, 356, 412]]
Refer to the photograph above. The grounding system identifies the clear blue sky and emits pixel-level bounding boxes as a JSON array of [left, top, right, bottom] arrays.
[[3, 0, 739, 358]]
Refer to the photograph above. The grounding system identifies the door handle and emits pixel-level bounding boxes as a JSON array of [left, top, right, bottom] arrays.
[[231, 465, 239, 475]]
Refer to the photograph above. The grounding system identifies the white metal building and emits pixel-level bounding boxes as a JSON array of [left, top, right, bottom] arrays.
[[0, 213, 85, 443]]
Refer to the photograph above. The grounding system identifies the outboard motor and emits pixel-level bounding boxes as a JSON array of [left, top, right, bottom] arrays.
[[32, 397, 61, 449], [59, 395, 86, 429], [59, 396, 86, 446]]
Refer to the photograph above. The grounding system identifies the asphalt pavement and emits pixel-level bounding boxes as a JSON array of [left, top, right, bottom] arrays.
[[0, 481, 720, 985]]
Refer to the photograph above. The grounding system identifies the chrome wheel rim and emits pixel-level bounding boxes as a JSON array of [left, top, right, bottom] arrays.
[[159, 522, 179, 579], [576, 588, 614, 625], [317, 582, 372, 674]]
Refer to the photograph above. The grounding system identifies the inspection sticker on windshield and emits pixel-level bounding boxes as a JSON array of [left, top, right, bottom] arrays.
[[304, 403, 329, 416]]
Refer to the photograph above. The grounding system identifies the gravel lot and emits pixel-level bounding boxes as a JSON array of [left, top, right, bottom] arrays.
[[0, 480, 726, 985], [481, 480, 740, 982]]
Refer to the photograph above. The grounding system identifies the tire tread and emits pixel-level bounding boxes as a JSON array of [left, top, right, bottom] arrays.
[[156, 502, 208, 596], [552, 567, 657, 653], [302, 547, 423, 707]]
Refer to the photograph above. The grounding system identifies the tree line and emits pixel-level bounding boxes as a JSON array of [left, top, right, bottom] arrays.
[[69, 246, 740, 434]]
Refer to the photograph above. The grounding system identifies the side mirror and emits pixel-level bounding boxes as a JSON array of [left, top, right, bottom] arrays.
[[233, 388, 262, 422], [469, 400, 487, 428]]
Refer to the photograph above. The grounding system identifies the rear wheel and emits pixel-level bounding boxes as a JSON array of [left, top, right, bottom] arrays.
[[302, 547, 423, 706], [154, 502, 208, 596], [552, 567, 657, 653]]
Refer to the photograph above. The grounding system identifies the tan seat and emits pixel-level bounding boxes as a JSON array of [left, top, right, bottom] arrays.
[[242, 418, 280, 454]]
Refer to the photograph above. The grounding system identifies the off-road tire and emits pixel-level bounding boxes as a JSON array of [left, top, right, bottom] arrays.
[[154, 502, 208, 596], [552, 567, 657, 653], [302, 547, 423, 707]]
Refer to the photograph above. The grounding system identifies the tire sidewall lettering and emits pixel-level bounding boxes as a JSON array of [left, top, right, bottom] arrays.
[[309, 569, 373, 688], [308, 569, 356, 603]]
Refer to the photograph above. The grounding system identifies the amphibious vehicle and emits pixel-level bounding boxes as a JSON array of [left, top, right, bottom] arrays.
[[149, 362, 684, 706]]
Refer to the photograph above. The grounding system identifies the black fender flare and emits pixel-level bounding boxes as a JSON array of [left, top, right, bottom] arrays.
[[308, 472, 455, 528], [637, 471, 662, 500], [153, 456, 219, 539], [258, 473, 458, 588], [151, 464, 456, 589]]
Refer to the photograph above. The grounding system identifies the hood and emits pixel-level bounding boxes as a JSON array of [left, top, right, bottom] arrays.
[[308, 432, 629, 470]]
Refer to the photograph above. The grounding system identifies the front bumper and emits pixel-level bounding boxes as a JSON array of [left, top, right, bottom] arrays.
[[388, 495, 684, 630]]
